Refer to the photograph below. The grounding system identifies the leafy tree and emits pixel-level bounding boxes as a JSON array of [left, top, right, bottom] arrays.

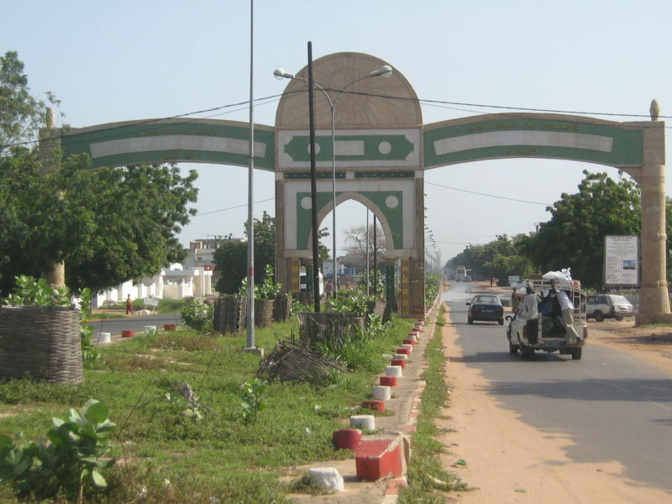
[[213, 236, 246, 294], [214, 212, 277, 294], [0, 153, 198, 294], [0, 148, 63, 293], [58, 162, 198, 293], [0, 51, 59, 153], [521, 170, 640, 290], [0, 51, 199, 295]]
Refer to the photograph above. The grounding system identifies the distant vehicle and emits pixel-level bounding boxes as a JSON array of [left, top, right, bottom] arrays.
[[466, 294, 504, 325], [455, 265, 469, 282], [586, 294, 634, 322], [506, 276, 588, 360]]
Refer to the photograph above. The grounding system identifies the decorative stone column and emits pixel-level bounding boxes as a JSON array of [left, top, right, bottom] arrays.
[[637, 162, 671, 323], [626, 121, 671, 324]]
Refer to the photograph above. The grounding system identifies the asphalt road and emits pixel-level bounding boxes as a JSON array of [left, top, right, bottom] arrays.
[[444, 282, 672, 493], [85, 312, 183, 337]]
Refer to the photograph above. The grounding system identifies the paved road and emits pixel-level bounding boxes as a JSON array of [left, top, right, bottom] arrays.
[[444, 282, 672, 493], [86, 312, 183, 337]]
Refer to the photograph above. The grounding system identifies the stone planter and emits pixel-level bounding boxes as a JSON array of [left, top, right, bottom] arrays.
[[0, 306, 83, 385]]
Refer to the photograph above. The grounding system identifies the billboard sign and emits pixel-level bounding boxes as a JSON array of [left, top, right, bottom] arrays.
[[605, 236, 638, 286]]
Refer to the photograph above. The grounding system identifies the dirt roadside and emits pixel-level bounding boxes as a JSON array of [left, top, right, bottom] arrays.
[[435, 307, 672, 504]]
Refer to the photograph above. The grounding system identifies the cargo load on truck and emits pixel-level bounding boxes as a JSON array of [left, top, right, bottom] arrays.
[[505, 269, 588, 360]]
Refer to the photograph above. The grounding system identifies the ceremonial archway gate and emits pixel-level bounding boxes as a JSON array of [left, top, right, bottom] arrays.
[[47, 52, 668, 323]]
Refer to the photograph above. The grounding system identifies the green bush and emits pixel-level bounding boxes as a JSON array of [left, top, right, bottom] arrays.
[[0, 399, 116, 503], [180, 298, 213, 333]]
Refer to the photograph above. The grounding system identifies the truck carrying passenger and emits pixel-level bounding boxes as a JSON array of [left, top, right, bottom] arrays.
[[506, 270, 588, 360]]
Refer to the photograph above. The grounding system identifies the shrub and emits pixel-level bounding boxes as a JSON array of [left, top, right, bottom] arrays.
[[180, 298, 213, 333], [0, 399, 116, 504]]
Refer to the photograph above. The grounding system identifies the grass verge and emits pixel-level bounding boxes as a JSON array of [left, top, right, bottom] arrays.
[[0, 315, 410, 503], [399, 304, 468, 503]]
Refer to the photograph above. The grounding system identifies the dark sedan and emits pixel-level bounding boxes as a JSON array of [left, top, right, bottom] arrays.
[[466, 294, 504, 325]]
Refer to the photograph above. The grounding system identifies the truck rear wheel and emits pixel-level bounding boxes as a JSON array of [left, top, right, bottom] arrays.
[[571, 348, 583, 360], [519, 339, 534, 359], [509, 342, 518, 355]]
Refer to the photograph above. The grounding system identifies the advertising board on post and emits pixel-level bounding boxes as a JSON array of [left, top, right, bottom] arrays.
[[604, 236, 638, 286]]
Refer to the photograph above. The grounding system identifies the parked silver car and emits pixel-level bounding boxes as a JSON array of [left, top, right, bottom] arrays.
[[586, 294, 633, 322]]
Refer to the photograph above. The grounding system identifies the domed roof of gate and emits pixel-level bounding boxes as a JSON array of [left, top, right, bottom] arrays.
[[275, 52, 422, 130]]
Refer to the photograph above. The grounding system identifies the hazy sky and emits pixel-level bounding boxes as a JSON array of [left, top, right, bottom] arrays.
[[3, 0, 671, 264]]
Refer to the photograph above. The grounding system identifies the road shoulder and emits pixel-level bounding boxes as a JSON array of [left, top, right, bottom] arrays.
[[434, 303, 671, 504]]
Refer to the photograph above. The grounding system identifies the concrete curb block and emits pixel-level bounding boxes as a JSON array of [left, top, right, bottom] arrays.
[[355, 433, 409, 481], [379, 290, 442, 503]]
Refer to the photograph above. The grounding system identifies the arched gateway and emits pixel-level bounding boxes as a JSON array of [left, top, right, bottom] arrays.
[[45, 52, 668, 323]]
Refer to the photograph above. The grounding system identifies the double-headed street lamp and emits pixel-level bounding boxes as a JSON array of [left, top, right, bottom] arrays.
[[274, 64, 392, 296]]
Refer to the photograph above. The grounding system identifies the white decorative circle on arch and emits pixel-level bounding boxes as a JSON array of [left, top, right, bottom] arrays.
[[378, 141, 392, 155], [301, 197, 312, 210], [385, 195, 399, 209]]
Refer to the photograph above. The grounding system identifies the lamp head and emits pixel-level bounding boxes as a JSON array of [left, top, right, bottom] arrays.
[[371, 65, 393, 78], [273, 68, 294, 80]]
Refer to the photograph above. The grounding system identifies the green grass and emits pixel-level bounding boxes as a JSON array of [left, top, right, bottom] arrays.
[[399, 305, 469, 503], [0, 316, 412, 503]]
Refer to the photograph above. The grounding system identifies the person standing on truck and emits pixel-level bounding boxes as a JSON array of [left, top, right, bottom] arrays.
[[511, 288, 520, 313], [522, 286, 540, 344], [550, 280, 581, 340]]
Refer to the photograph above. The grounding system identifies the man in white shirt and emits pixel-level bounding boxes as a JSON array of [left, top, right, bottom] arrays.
[[522, 286, 540, 343]]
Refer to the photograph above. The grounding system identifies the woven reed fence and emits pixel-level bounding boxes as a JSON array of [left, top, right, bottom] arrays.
[[213, 296, 246, 334], [257, 337, 345, 384], [254, 299, 275, 328], [296, 312, 365, 352], [272, 293, 291, 323], [0, 306, 83, 385]]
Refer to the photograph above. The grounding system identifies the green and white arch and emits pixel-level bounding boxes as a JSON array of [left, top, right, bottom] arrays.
[[423, 113, 668, 323], [43, 51, 667, 322], [57, 118, 275, 171]]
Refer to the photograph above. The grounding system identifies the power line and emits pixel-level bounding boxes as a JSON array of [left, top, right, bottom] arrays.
[[5, 88, 670, 152], [193, 197, 274, 217], [425, 181, 551, 206]]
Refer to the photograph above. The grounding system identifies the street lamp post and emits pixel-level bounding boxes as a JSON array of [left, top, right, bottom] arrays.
[[274, 64, 392, 297]]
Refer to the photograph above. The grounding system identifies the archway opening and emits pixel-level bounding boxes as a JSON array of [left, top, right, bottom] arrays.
[[318, 198, 391, 295]]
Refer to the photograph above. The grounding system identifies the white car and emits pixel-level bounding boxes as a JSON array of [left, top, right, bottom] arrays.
[[586, 294, 634, 322]]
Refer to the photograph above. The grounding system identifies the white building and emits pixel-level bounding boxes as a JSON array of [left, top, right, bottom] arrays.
[[92, 264, 214, 308]]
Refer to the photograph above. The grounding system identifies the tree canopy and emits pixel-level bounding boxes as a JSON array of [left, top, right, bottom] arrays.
[[446, 234, 532, 282], [521, 171, 640, 289], [0, 51, 198, 295], [214, 212, 276, 294], [0, 51, 59, 154], [445, 170, 645, 291]]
